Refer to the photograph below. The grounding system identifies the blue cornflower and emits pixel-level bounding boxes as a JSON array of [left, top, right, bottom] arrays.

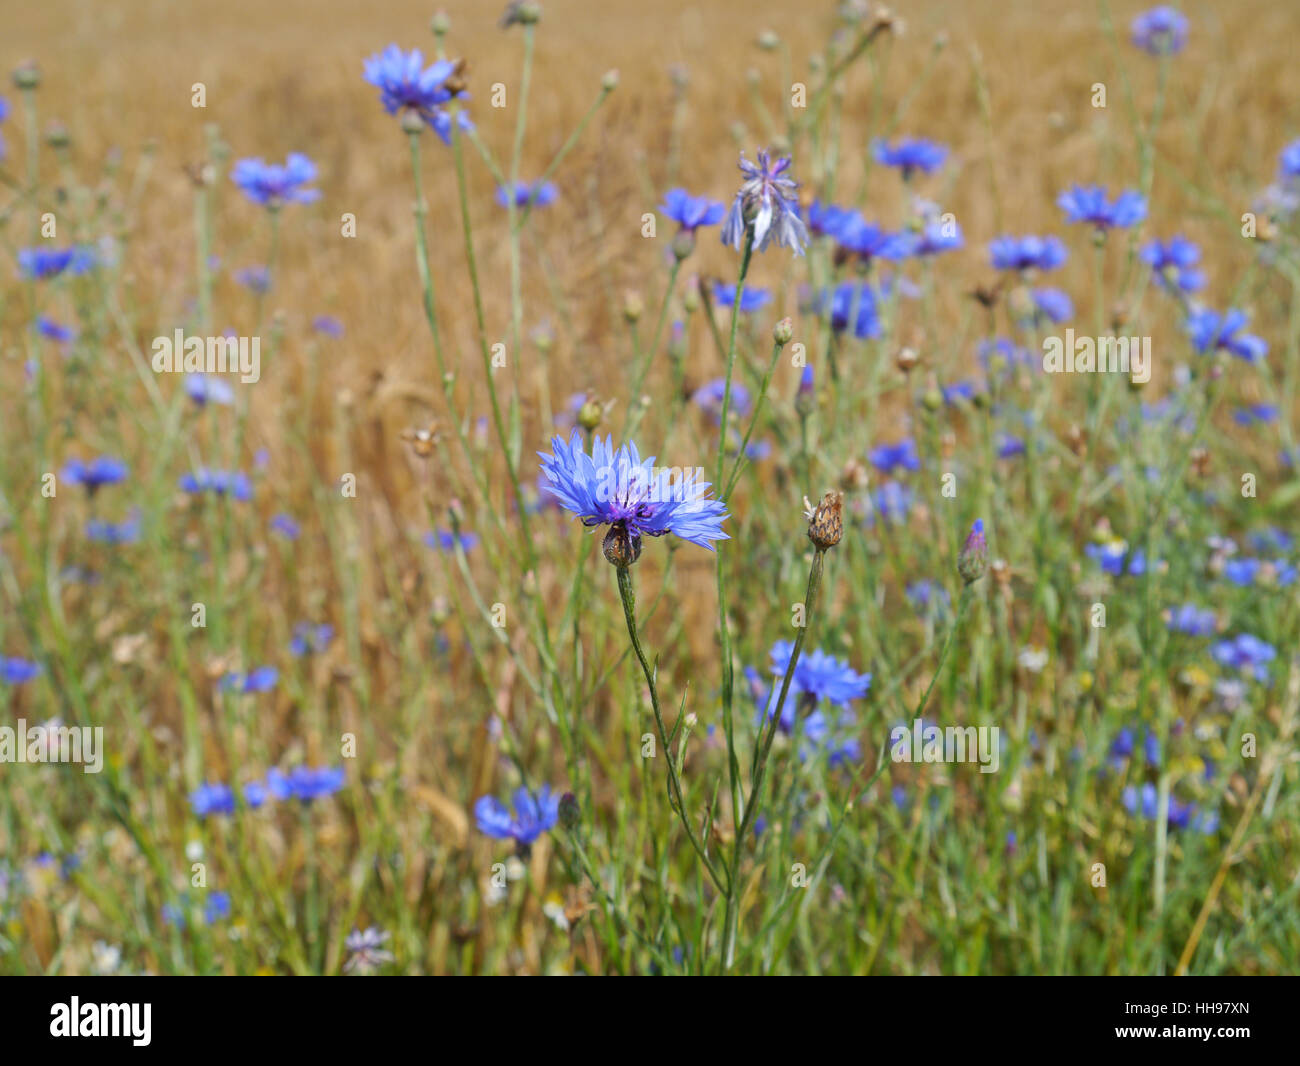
[[234, 266, 271, 293], [835, 216, 913, 261], [204, 891, 231, 925], [869, 438, 920, 475], [1109, 727, 1136, 767], [190, 783, 236, 818], [1057, 185, 1147, 230], [538, 430, 729, 555], [18, 246, 95, 281], [1123, 784, 1217, 834], [1144, 730, 1161, 767], [1186, 308, 1267, 363], [86, 512, 141, 545], [1030, 287, 1073, 324], [1281, 139, 1300, 180], [62, 456, 128, 493], [1223, 558, 1260, 586], [1166, 603, 1216, 636], [1086, 540, 1146, 577], [1141, 236, 1205, 293], [290, 622, 335, 657], [230, 153, 320, 207], [820, 282, 882, 339], [185, 373, 235, 406], [869, 481, 914, 526], [710, 281, 772, 312], [1233, 404, 1278, 426], [721, 149, 808, 255], [989, 235, 1068, 273], [424, 529, 479, 553], [903, 218, 964, 257], [906, 579, 951, 618], [475, 786, 560, 847], [659, 188, 726, 231], [270, 514, 300, 540], [219, 666, 279, 693], [1130, 6, 1189, 55], [1248, 528, 1293, 553], [363, 45, 471, 144], [312, 315, 344, 338], [996, 434, 1027, 459], [872, 137, 948, 178], [767, 640, 871, 707], [180, 469, 253, 501], [269, 765, 346, 802], [36, 316, 77, 343], [1, 657, 42, 684], [243, 780, 270, 809], [979, 337, 1036, 377], [1210, 633, 1276, 681], [806, 200, 859, 238], [941, 380, 978, 405], [692, 379, 752, 420], [496, 181, 557, 209]]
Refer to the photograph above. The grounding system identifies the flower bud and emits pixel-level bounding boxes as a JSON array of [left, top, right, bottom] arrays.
[[671, 228, 696, 261], [577, 397, 603, 433], [757, 30, 780, 51], [603, 523, 642, 567], [957, 519, 987, 584], [602, 69, 619, 92], [400, 109, 426, 135], [806, 491, 844, 551], [12, 62, 39, 91], [431, 11, 450, 36], [773, 317, 794, 346]]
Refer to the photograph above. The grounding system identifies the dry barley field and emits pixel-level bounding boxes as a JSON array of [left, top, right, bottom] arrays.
[[1, 0, 1299, 976]]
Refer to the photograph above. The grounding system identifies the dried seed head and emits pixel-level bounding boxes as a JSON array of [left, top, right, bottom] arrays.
[[558, 792, 581, 830], [806, 491, 844, 551]]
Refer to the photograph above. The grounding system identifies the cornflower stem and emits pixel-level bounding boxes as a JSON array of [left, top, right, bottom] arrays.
[[725, 338, 786, 498], [913, 582, 974, 719], [615, 564, 728, 895], [724, 546, 826, 971], [714, 230, 755, 878], [624, 258, 681, 438]]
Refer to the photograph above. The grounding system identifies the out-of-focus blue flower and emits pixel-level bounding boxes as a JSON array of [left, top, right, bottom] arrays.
[[475, 786, 560, 846], [710, 282, 771, 312], [234, 266, 271, 293], [1248, 528, 1293, 553], [363, 45, 471, 144], [660, 188, 726, 231], [1057, 185, 1147, 230], [869, 438, 920, 475], [941, 380, 978, 405], [1030, 287, 1073, 323], [496, 181, 557, 208], [989, 235, 1067, 272], [1281, 139, 1300, 180], [820, 281, 882, 338], [1210, 633, 1276, 681], [721, 149, 808, 255], [1122, 783, 1217, 833], [424, 529, 480, 553], [979, 337, 1036, 378], [86, 512, 141, 545], [1222, 558, 1260, 586], [692, 378, 752, 420], [36, 316, 77, 343], [903, 218, 964, 257], [1, 657, 42, 684], [62, 456, 128, 493], [1166, 603, 1216, 636], [191, 783, 236, 818], [290, 622, 335, 657], [185, 373, 235, 406], [872, 137, 948, 178], [270, 765, 345, 802], [869, 481, 914, 526], [180, 469, 253, 502], [906, 579, 951, 618], [538, 431, 729, 552], [1110, 727, 1135, 768], [1143, 730, 1161, 767], [1186, 308, 1267, 363], [835, 216, 913, 261], [243, 780, 270, 809], [18, 246, 95, 280], [1233, 403, 1278, 426], [270, 514, 300, 540], [1086, 540, 1146, 577], [230, 153, 320, 207], [996, 434, 1027, 459], [1141, 236, 1205, 292], [1130, 6, 1189, 55], [219, 666, 279, 693], [312, 315, 344, 338], [204, 891, 231, 925]]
